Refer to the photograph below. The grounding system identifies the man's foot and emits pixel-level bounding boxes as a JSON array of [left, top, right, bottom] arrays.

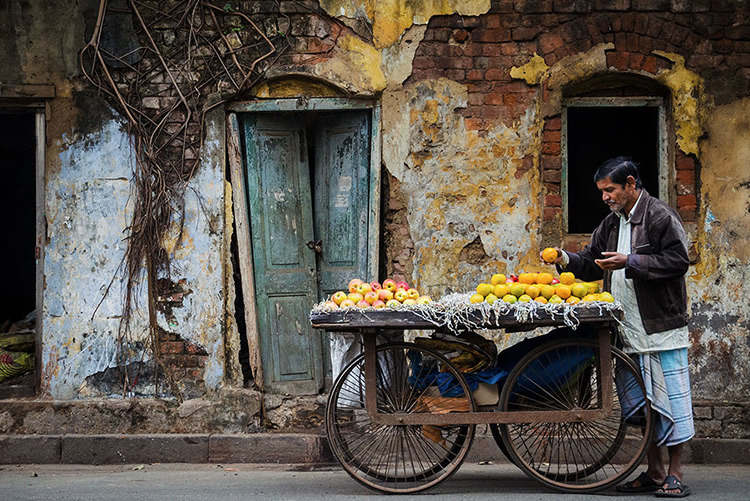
[[654, 475, 691, 498], [616, 471, 662, 493]]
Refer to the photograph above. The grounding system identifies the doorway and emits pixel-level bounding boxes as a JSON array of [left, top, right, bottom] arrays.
[[233, 104, 379, 395], [0, 111, 41, 397]]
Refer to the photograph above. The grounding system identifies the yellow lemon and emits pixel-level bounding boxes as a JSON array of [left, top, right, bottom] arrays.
[[571, 283, 588, 298], [502, 294, 517, 303], [542, 247, 558, 263], [491, 273, 507, 285], [469, 294, 484, 304], [525, 285, 540, 299], [477, 283, 493, 297], [554, 284, 571, 300], [493, 283, 510, 298]]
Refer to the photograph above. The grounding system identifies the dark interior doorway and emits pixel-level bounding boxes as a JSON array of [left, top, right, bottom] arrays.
[[0, 112, 37, 397], [567, 106, 660, 234]]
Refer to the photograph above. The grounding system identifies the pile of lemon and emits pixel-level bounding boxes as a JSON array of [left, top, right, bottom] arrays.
[[470, 272, 614, 305]]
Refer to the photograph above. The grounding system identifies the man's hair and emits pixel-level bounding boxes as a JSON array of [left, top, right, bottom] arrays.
[[593, 156, 643, 189]]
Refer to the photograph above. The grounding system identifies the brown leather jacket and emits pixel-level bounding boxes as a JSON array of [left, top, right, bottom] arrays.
[[561, 190, 689, 334]]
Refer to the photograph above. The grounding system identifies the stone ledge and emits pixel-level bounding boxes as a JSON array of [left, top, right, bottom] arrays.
[[1, 434, 748, 465]]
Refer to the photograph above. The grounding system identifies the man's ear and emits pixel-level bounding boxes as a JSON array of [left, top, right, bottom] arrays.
[[626, 175, 637, 189]]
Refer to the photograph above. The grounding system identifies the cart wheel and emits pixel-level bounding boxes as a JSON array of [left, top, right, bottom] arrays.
[[498, 337, 653, 493], [326, 342, 475, 493]]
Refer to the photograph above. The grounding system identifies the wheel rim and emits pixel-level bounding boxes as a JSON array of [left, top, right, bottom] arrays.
[[326, 342, 475, 493], [499, 339, 653, 493]]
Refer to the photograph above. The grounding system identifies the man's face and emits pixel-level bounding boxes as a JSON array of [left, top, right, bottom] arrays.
[[596, 176, 639, 214]]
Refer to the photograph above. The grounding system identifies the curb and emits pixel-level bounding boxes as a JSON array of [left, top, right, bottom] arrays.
[[1, 434, 748, 465]]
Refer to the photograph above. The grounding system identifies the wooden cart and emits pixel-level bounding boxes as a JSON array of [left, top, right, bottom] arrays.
[[310, 305, 653, 494]]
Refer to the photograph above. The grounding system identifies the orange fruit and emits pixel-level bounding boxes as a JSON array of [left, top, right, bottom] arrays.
[[518, 294, 532, 303], [470, 294, 484, 304], [536, 272, 554, 285], [509, 283, 526, 297], [540, 284, 556, 299], [518, 272, 538, 285], [599, 292, 615, 303], [571, 283, 588, 298], [566, 296, 581, 304], [485, 293, 499, 305], [525, 285, 540, 299], [554, 284, 571, 299], [559, 272, 575, 285], [491, 273, 507, 285], [584, 282, 600, 294], [534, 296, 548, 304], [502, 294, 517, 303], [548, 295, 563, 304], [476, 283, 493, 297], [493, 283, 510, 298], [542, 247, 558, 263]]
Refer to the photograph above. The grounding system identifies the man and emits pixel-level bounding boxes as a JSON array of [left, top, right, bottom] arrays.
[[542, 156, 693, 498]]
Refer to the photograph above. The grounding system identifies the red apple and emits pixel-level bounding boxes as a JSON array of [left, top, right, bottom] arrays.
[[394, 289, 408, 302], [356, 299, 370, 308], [370, 281, 381, 291], [348, 279, 362, 293], [383, 279, 397, 292], [364, 291, 379, 304], [551, 278, 560, 285], [396, 281, 409, 291], [331, 291, 347, 305], [340, 299, 356, 308], [372, 300, 385, 309], [356, 282, 372, 295], [377, 289, 394, 302], [406, 288, 419, 300]]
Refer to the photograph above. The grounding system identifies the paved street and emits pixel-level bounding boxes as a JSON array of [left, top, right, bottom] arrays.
[[3, 462, 749, 500]]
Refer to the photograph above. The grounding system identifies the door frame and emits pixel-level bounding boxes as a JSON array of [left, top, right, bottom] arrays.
[[226, 98, 381, 390], [0, 84, 51, 396]]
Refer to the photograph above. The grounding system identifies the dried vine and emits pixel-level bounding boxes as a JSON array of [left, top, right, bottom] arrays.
[[80, 0, 287, 399]]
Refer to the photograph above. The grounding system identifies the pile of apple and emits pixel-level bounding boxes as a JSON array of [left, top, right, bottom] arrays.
[[324, 278, 432, 309], [470, 272, 614, 305]]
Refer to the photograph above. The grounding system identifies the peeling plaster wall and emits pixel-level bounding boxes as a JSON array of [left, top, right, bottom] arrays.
[[45, 119, 149, 399], [382, 78, 543, 296]]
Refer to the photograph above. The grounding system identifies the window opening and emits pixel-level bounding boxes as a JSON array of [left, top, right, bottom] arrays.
[[564, 100, 664, 234]]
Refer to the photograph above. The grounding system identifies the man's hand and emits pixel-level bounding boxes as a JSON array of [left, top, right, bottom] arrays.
[[594, 251, 627, 270], [540, 247, 564, 265]]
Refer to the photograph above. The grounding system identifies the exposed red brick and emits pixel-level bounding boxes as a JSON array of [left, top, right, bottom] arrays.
[[630, 52, 645, 70], [543, 129, 561, 143], [545, 116, 562, 130], [543, 167, 563, 183], [542, 155, 562, 170], [500, 43, 520, 55], [544, 182, 561, 194], [545, 194, 563, 207], [543, 207, 562, 221], [642, 55, 658, 73], [676, 154, 695, 171], [677, 194, 697, 209], [474, 28, 512, 43], [161, 341, 184, 355], [679, 207, 697, 223], [676, 169, 695, 186], [452, 29, 470, 43], [467, 69, 484, 81], [485, 68, 508, 80], [480, 106, 501, 119], [539, 33, 565, 54], [464, 118, 487, 130]]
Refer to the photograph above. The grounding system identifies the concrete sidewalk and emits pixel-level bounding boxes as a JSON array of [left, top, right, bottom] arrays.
[[2, 433, 749, 465]]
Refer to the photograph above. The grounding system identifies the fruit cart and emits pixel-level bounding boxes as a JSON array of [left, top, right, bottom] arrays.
[[309, 303, 653, 494]]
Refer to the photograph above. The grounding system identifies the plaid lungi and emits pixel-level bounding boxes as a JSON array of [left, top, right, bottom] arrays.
[[616, 348, 695, 447]]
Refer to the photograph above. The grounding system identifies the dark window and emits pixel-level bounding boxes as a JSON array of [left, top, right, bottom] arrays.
[[566, 106, 660, 234]]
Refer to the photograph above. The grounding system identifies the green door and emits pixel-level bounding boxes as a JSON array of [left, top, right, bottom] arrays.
[[242, 110, 371, 394]]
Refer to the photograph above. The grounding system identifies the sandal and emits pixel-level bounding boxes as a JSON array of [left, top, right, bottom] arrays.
[[616, 471, 662, 493], [655, 475, 691, 498]]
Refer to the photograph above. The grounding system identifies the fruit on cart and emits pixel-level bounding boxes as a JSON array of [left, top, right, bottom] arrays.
[[407, 288, 420, 300], [485, 293, 499, 305], [559, 272, 575, 285], [566, 296, 580, 304], [385, 299, 401, 308], [417, 296, 432, 304], [502, 294, 517, 303], [542, 247, 559, 263], [396, 281, 410, 291], [599, 292, 615, 303], [324, 300, 338, 309], [518, 294, 532, 303], [364, 291, 379, 304], [394, 288, 408, 302], [356, 282, 372, 295], [332, 291, 347, 305], [372, 300, 386, 308], [584, 282, 600, 294], [493, 283, 510, 298], [491, 273, 506, 285], [534, 296, 548, 304], [509, 283, 526, 298], [540, 284, 556, 299], [348, 292, 364, 303], [340, 298, 355, 308], [470, 294, 484, 304], [548, 295, 563, 304], [476, 283, 493, 297], [383, 279, 397, 292], [525, 284, 540, 299], [377, 289, 394, 301], [554, 284, 571, 299], [570, 283, 588, 299], [402, 298, 417, 306], [536, 272, 554, 285], [518, 272, 537, 285], [348, 278, 362, 293]]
